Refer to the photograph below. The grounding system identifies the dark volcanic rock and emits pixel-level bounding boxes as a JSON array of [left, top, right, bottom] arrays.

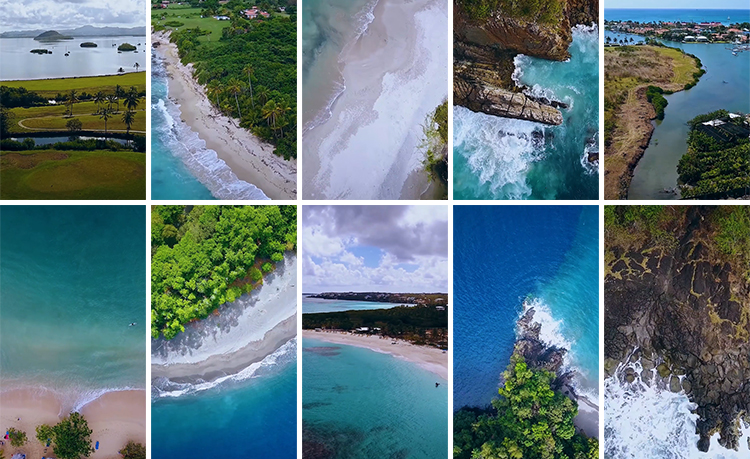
[[605, 207, 750, 451]]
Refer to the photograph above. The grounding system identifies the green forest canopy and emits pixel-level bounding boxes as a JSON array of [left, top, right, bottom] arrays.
[[166, 12, 296, 159], [151, 205, 296, 339], [453, 354, 598, 459]]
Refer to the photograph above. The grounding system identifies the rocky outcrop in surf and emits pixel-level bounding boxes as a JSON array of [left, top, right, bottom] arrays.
[[453, 0, 598, 125], [605, 206, 750, 451]]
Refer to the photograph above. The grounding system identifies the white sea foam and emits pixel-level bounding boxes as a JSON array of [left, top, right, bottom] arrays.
[[154, 338, 296, 398], [605, 352, 750, 458], [151, 58, 269, 200], [454, 106, 545, 199]]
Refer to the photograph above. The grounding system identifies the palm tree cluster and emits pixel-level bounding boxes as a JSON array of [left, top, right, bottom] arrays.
[[88, 85, 143, 135], [606, 36, 636, 45]]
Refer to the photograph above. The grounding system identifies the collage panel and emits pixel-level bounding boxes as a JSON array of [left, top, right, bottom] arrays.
[[603, 5, 750, 200], [604, 206, 750, 457], [301, 0, 449, 200], [301, 205, 449, 458], [150, 2, 297, 200], [452, 1, 600, 200], [149, 205, 297, 458], [0, 205, 147, 458], [453, 205, 599, 457], [0, 3, 147, 200]]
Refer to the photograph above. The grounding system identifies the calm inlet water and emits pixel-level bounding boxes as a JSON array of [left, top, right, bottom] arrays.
[[302, 297, 408, 313], [453, 206, 599, 408], [0, 206, 146, 410], [628, 41, 750, 200], [0, 37, 146, 80], [453, 26, 599, 200], [303, 338, 448, 459], [152, 355, 296, 459]]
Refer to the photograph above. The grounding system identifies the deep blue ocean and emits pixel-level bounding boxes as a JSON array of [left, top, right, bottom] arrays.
[[453, 205, 599, 409], [303, 338, 448, 459], [151, 359, 296, 459], [605, 9, 750, 25], [0, 206, 146, 410]]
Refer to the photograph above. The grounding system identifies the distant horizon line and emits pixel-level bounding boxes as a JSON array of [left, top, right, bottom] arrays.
[[605, 7, 750, 10]]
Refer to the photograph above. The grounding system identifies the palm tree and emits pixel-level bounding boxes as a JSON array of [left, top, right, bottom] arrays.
[[274, 99, 292, 136], [107, 94, 118, 112], [66, 89, 79, 117], [122, 110, 135, 135], [114, 85, 124, 111], [243, 65, 255, 108], [227, 80, 242, 118], [94, 91, 106, 113], [206, 80, 222, 107], [256, 86, 270, 106], [262, 99, 281, 134], [124, 86, 141, 112], [99, 108, 113, 135]]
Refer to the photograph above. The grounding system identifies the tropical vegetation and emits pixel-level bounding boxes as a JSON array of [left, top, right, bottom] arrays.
[[677, 111, 750, 199], [460, 0, 563, 23], [302, 304, 448, 348], [156, 4, 297, 159], [119, 441, 146, 459], [7, 428, 27, 447], [151, 205, 297, 339], [453, 354, 598, 459], [420, 100, 448, 199], [35, 412, 94, 459]]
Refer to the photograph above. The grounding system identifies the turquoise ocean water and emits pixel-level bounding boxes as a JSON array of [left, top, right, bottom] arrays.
[[453, 206, 599, 409], [152, 354, 296, 459], [0, 206, 146, 409], [302, 297, 407, 313], [454, 26, 599, 200], [303, 338, 448, 459]]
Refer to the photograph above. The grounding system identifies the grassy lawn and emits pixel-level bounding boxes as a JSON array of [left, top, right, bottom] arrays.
[[1, 72, 146, 98], [0, 150, 146, 200], [652, 47, 701, 86], [153, 6, 227, 43], [11, 108, 147, 133]]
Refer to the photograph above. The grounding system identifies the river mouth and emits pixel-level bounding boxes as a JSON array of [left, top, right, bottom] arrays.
[[627, 41, 749, 200]]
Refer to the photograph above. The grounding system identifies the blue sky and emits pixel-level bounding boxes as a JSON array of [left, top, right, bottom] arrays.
[[607, 0, 749, 8], [302, 206, 448, 293]]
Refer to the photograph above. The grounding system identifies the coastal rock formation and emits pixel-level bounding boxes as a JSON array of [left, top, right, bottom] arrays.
[[453, 0, 598, 124], [605, 207, 750, 451], [516, 307, 578, 399]]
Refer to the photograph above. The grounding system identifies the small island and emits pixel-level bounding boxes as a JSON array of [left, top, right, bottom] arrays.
[[604, 42, 704, 199], [80, 42, 98, 48], [33, 30, 73, 41], [117, 43, 137, 52], [29, 49, 52, 54]]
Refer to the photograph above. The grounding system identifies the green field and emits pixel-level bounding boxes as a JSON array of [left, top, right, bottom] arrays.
[[153, 6, 227, 43], [2, 72, 146, 98], [0, 150, 146, 200], [5, 73, 147, 134]]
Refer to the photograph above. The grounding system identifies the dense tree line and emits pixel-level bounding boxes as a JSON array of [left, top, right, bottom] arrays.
[[645, 86, 669, 120], [454, 354, 598, 459], [151, 205, 296, 339], [678, 111, 750, 199], [0, 86, 47, 108], [302, 305, 448, 348], [168, 15, 296, 159], [1, 136, 145, 153]]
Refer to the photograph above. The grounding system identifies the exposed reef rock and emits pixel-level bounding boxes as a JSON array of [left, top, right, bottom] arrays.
[[453, 0, 598, 124], [516, 307, 578, 400], [605, 207, 750, 452]]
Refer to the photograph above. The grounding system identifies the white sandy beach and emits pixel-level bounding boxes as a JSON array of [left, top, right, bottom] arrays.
[[152, 255, 297, 383], [151, 30, 296, 200], [302, 0, 448, 199], [575, 394, 599, 439], [302, 330, 448, 380], [0, 389, 146, 459]]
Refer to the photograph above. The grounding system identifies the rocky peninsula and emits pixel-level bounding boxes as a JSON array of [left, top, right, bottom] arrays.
[[605, 206, 750, 451], [453, 0, 598, 125]]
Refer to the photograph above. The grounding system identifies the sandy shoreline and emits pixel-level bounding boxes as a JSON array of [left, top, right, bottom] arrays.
[[574, 394, 599, 439], [302, 330, 448, 380], [152, 314, 296, 383], [0, 389, 145, 459], [151, 30, 296, 199], [302, 0, 447, 199]]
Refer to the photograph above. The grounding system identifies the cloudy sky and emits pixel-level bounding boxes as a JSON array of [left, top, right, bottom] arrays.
[[302, 206, 448, 293], [0, 0, 146, 32]]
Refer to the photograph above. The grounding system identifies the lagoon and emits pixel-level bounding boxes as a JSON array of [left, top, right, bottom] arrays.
[[0, 36, 147, 81]]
